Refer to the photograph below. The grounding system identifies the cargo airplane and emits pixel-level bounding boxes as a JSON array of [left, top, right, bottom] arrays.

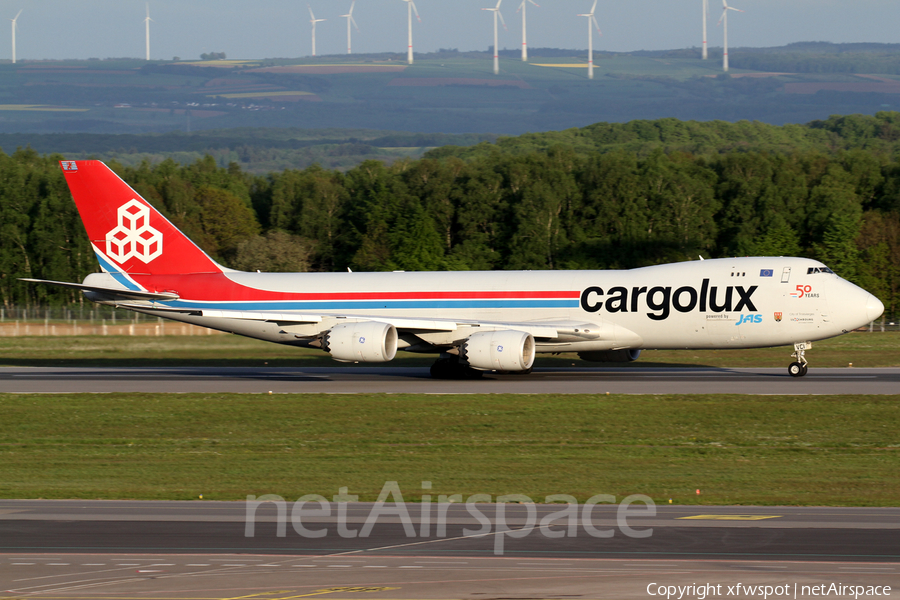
[[23, 160, 885, 378]]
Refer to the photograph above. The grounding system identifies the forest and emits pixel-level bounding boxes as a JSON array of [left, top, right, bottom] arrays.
[[1, 113, 899, 318]]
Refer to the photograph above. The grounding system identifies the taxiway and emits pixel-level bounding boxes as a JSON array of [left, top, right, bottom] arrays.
[[1, 502, 898, 598], [1, 366, 899, 394]]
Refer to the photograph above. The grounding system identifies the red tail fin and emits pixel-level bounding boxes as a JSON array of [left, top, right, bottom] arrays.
[[61, 160, 222, 275]]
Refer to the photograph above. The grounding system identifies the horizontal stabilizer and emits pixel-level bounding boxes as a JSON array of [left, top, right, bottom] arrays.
[[19, 278, 179, 302]]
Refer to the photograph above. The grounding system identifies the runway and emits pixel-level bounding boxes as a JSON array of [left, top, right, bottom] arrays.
[[1, 366, 899, 394], [1, 502, 898, 598], [2, 502, 899, 559]]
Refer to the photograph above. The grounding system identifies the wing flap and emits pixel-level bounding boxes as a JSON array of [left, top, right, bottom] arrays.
[[200, 309, 322, 324], [118, 305, 323, 324]]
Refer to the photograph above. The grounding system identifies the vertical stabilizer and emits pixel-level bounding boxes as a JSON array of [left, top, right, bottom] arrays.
[[60, 160, 223, 276]]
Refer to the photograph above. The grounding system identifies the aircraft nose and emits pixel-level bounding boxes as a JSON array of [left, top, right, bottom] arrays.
[[866, 293, 885, 323]]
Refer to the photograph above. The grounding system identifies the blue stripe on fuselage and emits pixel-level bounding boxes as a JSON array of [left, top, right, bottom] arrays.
[[94, 252, 142, 292]]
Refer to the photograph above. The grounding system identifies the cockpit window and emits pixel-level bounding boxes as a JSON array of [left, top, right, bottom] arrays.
[[807, 267, 835, 274]]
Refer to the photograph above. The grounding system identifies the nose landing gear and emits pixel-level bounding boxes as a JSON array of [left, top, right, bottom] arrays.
[[788, 341, 811, 377]]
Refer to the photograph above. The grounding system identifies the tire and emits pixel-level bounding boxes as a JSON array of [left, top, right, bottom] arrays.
[[800, 364, 808, 377], [460, 367, 484, 380], [430, 359, 483, 380], [788, 362, 806, 378], [430, 361, 451, 379], [497, 367, 534, 376]]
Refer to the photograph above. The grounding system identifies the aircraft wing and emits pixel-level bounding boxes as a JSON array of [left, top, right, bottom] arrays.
[[117, 303, 603, 342], [116, 305, 453, 330]]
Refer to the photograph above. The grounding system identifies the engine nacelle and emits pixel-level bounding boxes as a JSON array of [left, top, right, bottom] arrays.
[[461, 330, 535, 372], [578, 349, 642, 363], [323, 321, 398, 363]]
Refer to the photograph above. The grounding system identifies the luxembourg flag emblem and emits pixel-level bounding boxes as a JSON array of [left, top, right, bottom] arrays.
[[61, 161, 78, 171]]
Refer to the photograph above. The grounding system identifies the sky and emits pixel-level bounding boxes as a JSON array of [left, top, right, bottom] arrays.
[[4, 0, 899, 62]]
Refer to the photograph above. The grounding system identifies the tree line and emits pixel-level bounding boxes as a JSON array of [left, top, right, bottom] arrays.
[[0, 130, 497, 174], [2, 114, 899, 318]]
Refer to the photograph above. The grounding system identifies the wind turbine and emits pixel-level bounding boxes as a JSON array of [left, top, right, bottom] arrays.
[[517, 0, 538, 62], [401, 0, 420, 65], [341, 1, 359, 55], [717, 0, 743, 72], [144, 3, 152, 61], [701, 0, 708, 60], [308, 5, 326, 57], [578, 0, 601, 80], [482, 0, 506, 75], [10, 9, 21, 65]]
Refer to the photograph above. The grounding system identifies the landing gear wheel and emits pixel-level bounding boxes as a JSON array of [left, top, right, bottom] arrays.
[[800, 364, 808, 377], [788, 362, 805, 378], [497, 367, 534, 376], [430, 357, 483, 380]]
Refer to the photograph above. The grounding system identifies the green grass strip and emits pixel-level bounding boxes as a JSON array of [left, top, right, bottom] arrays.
[[1, 393, 897, 505]]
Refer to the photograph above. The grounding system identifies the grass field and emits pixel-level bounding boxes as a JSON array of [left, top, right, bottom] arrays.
[[0, 331, 896, 368], [0, 392, 896, 505], [1, 333, 896, 505]]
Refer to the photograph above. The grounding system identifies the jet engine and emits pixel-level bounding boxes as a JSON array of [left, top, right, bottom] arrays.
[[461, 330, 535, 372], [578, 349, 642, 363], [323, 321, 398, 363]]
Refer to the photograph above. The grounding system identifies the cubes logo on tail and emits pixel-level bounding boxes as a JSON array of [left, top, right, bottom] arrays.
[[105, 200, 163, 264]]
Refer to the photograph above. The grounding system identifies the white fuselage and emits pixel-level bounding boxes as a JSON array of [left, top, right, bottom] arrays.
[[132, 256, 881, 354]]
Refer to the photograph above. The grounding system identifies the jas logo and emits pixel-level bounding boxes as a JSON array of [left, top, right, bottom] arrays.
[[105, 200, 163, 264], [736, 314, 762, 326]]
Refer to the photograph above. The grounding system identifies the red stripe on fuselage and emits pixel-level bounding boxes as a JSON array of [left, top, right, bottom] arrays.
[[130, 273, 580, 301]]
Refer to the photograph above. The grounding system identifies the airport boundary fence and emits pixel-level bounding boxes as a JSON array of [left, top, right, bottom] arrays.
[[861, 317, 899, 333], [0, 305, 222, 337]]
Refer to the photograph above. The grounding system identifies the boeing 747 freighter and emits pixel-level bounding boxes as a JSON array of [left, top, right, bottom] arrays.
[[23, 161, 884, 378]]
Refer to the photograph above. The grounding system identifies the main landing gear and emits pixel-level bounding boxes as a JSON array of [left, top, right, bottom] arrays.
[[788, 341, 811, 378], [430, 354, 483, 380]]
